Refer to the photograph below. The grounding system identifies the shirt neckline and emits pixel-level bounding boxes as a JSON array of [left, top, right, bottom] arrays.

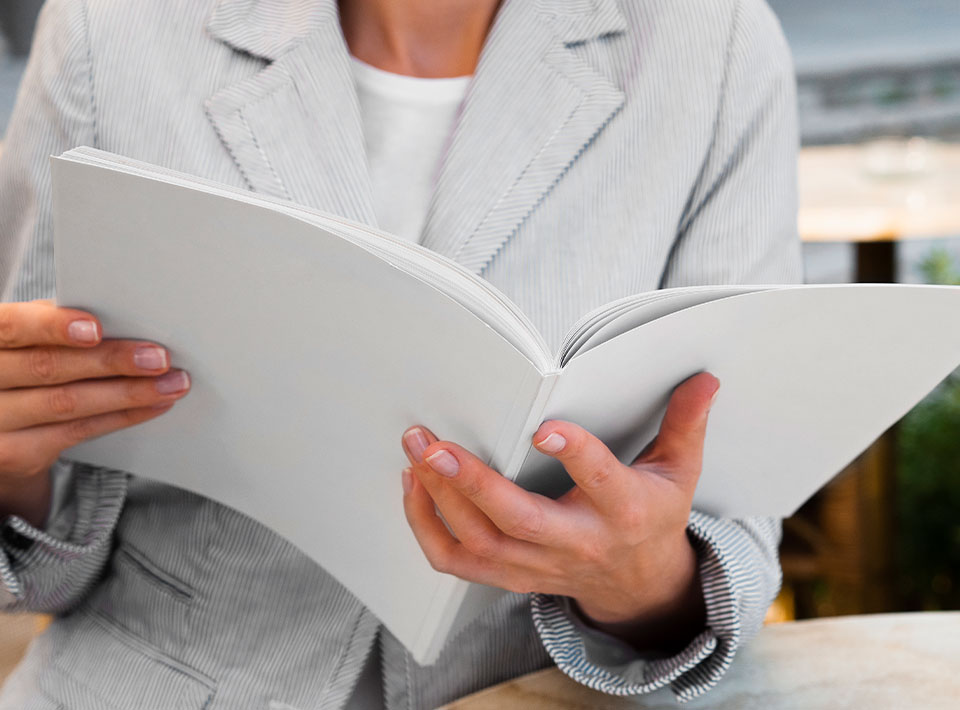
[[350, 56, 472, 103]]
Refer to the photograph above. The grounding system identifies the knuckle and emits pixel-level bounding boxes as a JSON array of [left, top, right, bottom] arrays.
[[0, 439, 52, 479], [0, 442, 15, 473], [64, 417, 95, 445], [457, 476, 484, 500], [504, 507, 544, 542], [27, 347, 60, 383], [0, 458, 39, 480], [124, 378, 154, 405], [98, 343, 124, 373], [617, 500, 647, 533], [427, 548, 453, 574], [461, 531, 499, 559], [581, 465, 612, 491], [47, 386, 78, 417], [0, 309, 18, 348], [573, 536, 606, 565], [120, 407, 145, 425]]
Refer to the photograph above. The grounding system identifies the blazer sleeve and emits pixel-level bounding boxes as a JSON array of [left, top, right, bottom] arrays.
[[0, 0, 129, 614], [530, 0, 803, 702]]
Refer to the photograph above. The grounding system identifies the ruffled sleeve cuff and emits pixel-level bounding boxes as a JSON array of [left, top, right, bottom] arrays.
[[1, 460, 127, 613], [531, 511, 780, 702]]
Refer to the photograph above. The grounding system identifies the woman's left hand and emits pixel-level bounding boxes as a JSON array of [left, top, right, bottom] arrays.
[[400, 372, 719, 651]]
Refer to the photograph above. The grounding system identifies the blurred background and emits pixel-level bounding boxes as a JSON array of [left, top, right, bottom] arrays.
[[1, 0, 959, 678], [765, 0, 960, 624]]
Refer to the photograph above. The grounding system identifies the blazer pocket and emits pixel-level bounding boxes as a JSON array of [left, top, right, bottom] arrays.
[[114, 543, 195, 603], [13, 695, 62, 710], [39, 611, 215, 710]]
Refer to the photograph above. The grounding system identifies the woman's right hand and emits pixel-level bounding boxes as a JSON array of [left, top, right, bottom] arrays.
[[0, 300, 191, 527]]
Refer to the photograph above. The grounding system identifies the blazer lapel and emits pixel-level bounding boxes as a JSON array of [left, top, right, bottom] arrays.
[[419, 0, 627, 274], [202, 0, 627, 259], [204, 0, 377, 224]]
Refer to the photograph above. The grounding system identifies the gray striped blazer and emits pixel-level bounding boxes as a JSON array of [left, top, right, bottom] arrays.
[[0, 0, 802, 707]]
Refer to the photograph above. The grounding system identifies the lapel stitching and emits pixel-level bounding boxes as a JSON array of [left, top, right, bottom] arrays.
[[205, 65, 295, 199], [205, 0, 378, 224], [420, 1, 628, 274], [203, 0, 627, 269], [457, 49, 627, 275]]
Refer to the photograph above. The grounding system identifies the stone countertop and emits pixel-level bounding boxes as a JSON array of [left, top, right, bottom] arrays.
[[442, 612, 960, 710]]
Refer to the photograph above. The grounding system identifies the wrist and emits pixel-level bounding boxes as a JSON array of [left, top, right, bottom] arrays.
[[574, 532, 706, 654], [0, 469, 53, 529]]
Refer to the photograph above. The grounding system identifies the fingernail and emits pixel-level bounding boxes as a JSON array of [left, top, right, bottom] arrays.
[[709, 381, 721, 406], [156, 370, 190, 394], [401, 467, 413, 495], [134, 346, 168, 370], [68, 320, 99, 343], [425, 449, 459, 477], [403, 427, 430, 463], [534, 432, 566, 454]]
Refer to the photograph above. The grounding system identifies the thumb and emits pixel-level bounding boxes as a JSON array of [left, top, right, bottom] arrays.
[[637, 372, 719, 486]]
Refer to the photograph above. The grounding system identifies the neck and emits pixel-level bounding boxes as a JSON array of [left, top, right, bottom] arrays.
[[338, 0, 502, 77]]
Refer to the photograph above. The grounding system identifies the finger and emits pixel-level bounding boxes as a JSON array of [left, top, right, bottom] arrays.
[[642, 372, 719, 482], [411, 458, 551, 569], [0, 403, 176, 478], [404, 427, 514, 554], [401, 425, 437, 465], [0, 371, 190, 431], [402, 471, 546, 594], [0, 340, 172, 390], [0, 301, 103, 349], [420, 441, 570, 546], [531, 420, 635, 513]]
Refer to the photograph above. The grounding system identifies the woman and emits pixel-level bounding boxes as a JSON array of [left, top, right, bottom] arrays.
[[0, 0, 801, 707]]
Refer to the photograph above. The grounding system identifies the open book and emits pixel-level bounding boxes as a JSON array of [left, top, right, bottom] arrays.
[[51, 148, 960, 664]]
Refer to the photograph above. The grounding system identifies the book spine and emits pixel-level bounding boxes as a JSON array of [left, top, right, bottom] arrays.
[[484, 366, 546, 477], [415, 371, 560, 663], [500, 372, 560, 482]]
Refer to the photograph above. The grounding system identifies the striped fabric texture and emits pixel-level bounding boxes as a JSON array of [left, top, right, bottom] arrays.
[[0, 0, 802, 707]]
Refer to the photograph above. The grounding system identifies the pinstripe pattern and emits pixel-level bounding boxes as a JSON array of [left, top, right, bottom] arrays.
[[0, 0, 801, 707]]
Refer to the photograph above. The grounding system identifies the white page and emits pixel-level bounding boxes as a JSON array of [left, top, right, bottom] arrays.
[[562, 285, 769, 364], [66, 148, 553, 370], [516, 285, 960, 516], [558, 290, 669, 366], [52, 158, 545, 663]]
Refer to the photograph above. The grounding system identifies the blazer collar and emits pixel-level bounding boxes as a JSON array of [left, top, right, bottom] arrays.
[[204, 0, 627, 272], [206, 0, 334, 61], [205, 0, 376, 224], [206, 0, 627, 60]]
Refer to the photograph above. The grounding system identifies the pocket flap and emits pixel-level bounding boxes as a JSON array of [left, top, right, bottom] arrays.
[[41, 611, 215, 710]]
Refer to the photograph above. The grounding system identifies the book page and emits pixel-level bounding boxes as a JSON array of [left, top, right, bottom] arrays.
[[66, 148, 553, 370], [518, 285, 960, 517], [52, 157, 545, 663], [558, 285, 768, 366]]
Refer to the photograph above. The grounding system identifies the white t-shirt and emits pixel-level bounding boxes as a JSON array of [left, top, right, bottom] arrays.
[[351, 56, 471, 243], [344, 58, 472, 710]]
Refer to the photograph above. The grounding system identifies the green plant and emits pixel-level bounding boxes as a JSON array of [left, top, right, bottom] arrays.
[[896, 248, 960, 610], [919, 248, 960, 286]]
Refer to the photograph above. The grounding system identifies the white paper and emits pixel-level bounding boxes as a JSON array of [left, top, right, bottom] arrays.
[[51, 149, 960, 665], [52, 157, 543, 663], [518, 285, 960, 517]]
